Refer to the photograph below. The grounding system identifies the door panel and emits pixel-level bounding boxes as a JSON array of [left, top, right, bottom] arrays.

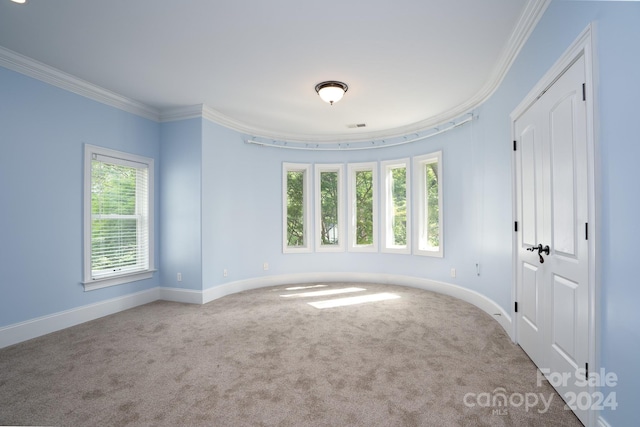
[[550, 94, 578, 257], [551, 274, 578, 362], [520, 126, 539, 247], [545, 55, 590, 425], [515, 104, 545, 368], [515, 55, 590, 425]]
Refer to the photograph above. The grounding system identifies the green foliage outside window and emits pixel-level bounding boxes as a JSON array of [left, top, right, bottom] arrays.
[[320, 171, 339, 245], [391, 167, 407, 246], [91, 161, 139, 271], [286, 170, 305, 246], [426, 162, 440, 247], [355, 170, 374, 245]]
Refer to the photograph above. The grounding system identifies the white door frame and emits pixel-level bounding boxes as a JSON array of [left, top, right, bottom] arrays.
[[510, 24, 598, 427]]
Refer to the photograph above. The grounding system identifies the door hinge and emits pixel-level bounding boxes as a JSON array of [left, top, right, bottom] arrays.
[[585, 222, 589, 240], [585, 362, 589, 379], [582, 83, 586, 101], [514, 221, 518, 232], [515, 301, 518, 313], [513, 140, 517, 151]]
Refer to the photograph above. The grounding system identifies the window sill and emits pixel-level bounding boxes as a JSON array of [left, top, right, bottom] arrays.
[[82, 270, 157, 291]]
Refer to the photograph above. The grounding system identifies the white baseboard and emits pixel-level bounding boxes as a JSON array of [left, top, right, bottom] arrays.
[[160, 286, 204, 304], [203, 272, 512, 336], [1, 274, 512, 349], [0, 288, 159, 349]]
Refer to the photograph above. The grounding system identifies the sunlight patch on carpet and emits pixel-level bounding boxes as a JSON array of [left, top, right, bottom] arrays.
[[280, 287, 366, 298], [284, 284, 329, 291], [308, 293, 400, 309]]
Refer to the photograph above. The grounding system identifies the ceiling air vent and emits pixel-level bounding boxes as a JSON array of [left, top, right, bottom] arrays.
[[347, 123, 367, 129]]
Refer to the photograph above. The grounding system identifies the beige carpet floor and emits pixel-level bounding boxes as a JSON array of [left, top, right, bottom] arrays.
[[0, 282, 582, 426]]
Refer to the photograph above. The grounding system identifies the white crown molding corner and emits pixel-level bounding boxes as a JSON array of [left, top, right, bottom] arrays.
[[203, 273, 512, 337], [158, 104, 207, 123], [0, 46, 160, 122], [0, 287, 160, 350]]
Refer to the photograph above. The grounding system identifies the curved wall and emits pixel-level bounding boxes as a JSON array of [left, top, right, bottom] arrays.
[[197, 114, 513, 315]]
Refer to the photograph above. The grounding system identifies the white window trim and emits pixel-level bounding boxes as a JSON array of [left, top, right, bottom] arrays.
[[315, 163, 345, 252], [283, 162, 313, 253], [381, 158, 411, 254], [83, 144, 155, 291], [413, 151, 444, 257], [347, 162, 378, 252]]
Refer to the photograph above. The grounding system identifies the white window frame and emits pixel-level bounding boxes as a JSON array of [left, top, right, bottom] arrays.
[[348, 162, 378, 252], [315, 163, 345, 252], [413, 151, 443, 257], [283, 162, 313, 253], [83, 144, 155, 291], [381, 158, 411, 254]]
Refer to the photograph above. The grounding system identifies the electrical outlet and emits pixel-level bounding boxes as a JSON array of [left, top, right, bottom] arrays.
[[177, 272, 182, 282], [450, 268, 456, 278], [263, 262, 269, 271], [223, 269, 228, 277]]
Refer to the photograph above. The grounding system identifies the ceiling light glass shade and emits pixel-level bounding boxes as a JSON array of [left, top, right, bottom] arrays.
[[315, 81, 348, 105]]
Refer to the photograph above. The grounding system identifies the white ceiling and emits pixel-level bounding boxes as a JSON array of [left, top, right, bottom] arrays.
[[0, 0, 547, 143]]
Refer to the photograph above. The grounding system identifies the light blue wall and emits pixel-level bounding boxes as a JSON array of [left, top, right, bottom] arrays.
[[477, 1, 640, 425], [0, 66, 161, 327], [199, 118, 489, 296], [159, 119, 203, 291]]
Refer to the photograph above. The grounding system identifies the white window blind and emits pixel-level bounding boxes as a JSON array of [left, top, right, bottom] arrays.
[[84, 145, 154, 289]]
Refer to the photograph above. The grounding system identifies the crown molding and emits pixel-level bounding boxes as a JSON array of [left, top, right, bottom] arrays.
[[159, 104, 206, 122], [0, 0, 549, 141], [469, 0, 552, 107], [178, 0, 550, 144], [0, 45, 160, 121]]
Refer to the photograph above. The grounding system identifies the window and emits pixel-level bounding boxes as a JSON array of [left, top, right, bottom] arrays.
[[414, 151, 443, 257], [83, 145, 154, 290], [283, 163, 312, 253], [381, 159, 411, 253], [348, 162, 378, 252], [315, 164, 344, 252]]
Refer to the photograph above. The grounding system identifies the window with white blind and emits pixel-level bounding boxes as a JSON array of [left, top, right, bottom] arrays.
[[83, 144, 154, 290]]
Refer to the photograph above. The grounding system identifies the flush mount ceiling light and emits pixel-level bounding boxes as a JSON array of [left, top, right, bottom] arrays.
[[315, 81, 348, 105], [11, 0, 27, 3]]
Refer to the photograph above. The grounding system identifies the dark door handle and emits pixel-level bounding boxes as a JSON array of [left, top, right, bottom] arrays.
[[526, 244, 550, 263]]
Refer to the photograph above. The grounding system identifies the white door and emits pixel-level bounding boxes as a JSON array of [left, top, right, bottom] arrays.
[[515, 55, 590, 425]]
